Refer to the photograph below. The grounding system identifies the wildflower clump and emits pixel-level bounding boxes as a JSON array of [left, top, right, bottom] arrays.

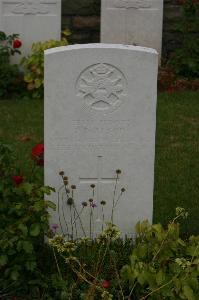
[[49, 235, 76, 253], [97, 223, 121, 244]]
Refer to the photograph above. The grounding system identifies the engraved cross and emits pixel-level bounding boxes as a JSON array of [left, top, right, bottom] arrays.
[[79, 156, 116, 204]]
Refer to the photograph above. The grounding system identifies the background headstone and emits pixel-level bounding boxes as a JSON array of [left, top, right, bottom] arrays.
[[101, 0, 163, 62], [0, 0, 61, 63], [45, 44, 158, 237]]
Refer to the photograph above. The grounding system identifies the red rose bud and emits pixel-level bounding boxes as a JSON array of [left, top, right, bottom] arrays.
[[102, 280, 110, 289], [13, 39, 22, 49], [32, 143, 44, 167], [12, 175, 23, 186], [32, 143, 44, 158]]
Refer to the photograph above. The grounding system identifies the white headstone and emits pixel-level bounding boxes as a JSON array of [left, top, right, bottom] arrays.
[[0, 0, 61, 63], [101, 0, 163, 62], [45, 44, 158, 237]]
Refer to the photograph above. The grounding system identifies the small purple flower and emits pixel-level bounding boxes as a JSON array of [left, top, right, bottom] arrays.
[[51, 224, 59, 233], [91, 203, 97, 208]]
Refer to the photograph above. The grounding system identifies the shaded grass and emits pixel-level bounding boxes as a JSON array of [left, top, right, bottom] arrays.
[[0, 98, 43, 175], [154, 91, 199, 235], [0, 91, 198, 235]]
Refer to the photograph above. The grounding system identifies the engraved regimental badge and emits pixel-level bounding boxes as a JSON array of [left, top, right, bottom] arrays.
[[76, 63, 127, 113]]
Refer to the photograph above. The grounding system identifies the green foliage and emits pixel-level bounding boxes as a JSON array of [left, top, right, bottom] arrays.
[[168, 1, 199, 78], [21, 30, 70, 99], [121, 209, 199, 299], [0, 31, 21, 61], [0, 31, 24, 98], [0, 63, 24, 98], [0, 142, 55, 297]]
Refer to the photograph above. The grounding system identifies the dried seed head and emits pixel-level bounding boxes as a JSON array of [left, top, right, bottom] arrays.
[[90, 184, 95, 188], [63, 176, 68, 181], [121, 187, 126, 193], [67, 198, 74, 206], [59, 171, 64, 176], [116, 169, 121, 174], [64, 180, 68, 186], [88, 198, 93, 203], [71, 185, 76, 190], [82, 201, 88, 207], [100, 200, 106, 206]]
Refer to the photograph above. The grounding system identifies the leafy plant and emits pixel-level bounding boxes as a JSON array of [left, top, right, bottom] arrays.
[[21, 30, 70, 99], [121, 208, 199, 299], [168, 0, 199, 78], [0, 141, 55, 298], [0, 31, 23, 98], [0, 31, 22, 63], [0, 63, 24, 98]]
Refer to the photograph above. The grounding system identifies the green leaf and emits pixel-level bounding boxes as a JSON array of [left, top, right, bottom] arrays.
[[25, 260, 37, 271], [22, 241, 33, 253], [11, 270, 19, 280], [183, 285, 195, 300], [156, 270, 165, 285], [18, 223, 28, 236], [0, 255, 8, 266], [45, 200, 56, 210], [30, 223, 40, 237], [21, 182, 33, 195]]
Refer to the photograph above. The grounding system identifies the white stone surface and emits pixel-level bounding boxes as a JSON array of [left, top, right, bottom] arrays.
[[0, 0, 61, 63], [101, 0, 163, 62], [45, 44, 158, 237]]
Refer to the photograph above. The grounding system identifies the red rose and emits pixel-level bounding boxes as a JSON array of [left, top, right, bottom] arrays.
[[12, 175, 23, 186], [32, 143, 44, 167], [32, 143, 44, 158], [13, 39, 22, 49], [102, 280, 110, 289]]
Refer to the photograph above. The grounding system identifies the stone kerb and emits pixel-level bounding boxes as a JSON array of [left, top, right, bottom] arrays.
[[44, 44, 158, 237]]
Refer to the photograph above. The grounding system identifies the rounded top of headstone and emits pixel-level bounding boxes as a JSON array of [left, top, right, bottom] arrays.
[[45, 43, 158, 56]]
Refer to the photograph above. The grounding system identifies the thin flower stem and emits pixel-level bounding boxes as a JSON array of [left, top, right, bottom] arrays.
[[53, 248, 62, 278], [73, 203, 86, 237], [101, 206, 104, 232], [152, 212, 185, 262], [190, 241, 199, 264], [57, 186, 66, 235], [74, 210, 78, 239], [69, 205, 74, 240], [90, 206, 92, 239], [96, 242, 110, 278], [61, 192, 70, 238], [110, 254, 125, 300], [114, 191, 123, 209], [72, 207, 84, 226], [140, 278, 173, 300], [128, 282, 137, 299], [111, 174, 119, 223]]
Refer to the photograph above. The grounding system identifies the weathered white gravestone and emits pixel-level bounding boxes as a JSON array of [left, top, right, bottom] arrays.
[[45, 44, 158, 237], [0, 0, 61, 63], [101, 0, 163, 62]]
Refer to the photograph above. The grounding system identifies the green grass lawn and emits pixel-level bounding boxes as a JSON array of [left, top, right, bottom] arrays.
[[0, 91, 198, 235]]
